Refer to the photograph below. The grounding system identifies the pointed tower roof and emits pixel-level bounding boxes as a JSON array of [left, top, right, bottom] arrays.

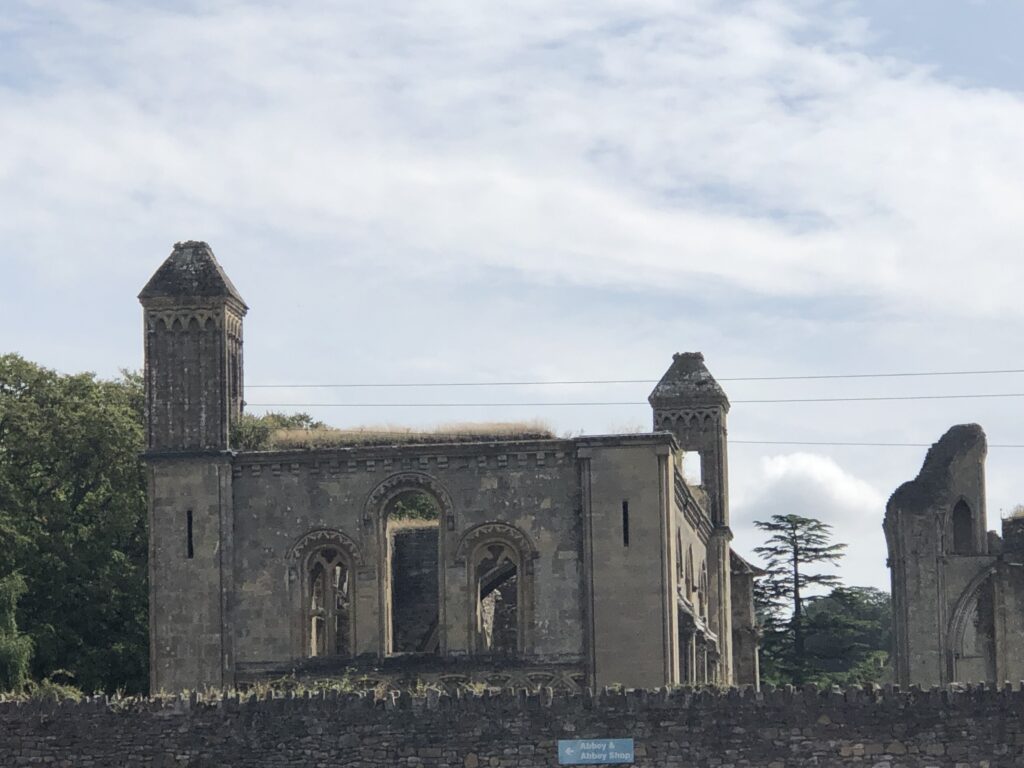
[[139, 241, 247, 308], [648, 352, 729, 410]]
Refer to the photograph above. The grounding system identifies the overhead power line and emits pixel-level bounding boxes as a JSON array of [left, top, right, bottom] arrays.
[[731, 393, 1024, 404], [725, 368, 1024, 382], [247, 380, 657, 388], [732, 440, 1024, 448], [246, 392, 1024, 407], [246, 367, 1024, 389]]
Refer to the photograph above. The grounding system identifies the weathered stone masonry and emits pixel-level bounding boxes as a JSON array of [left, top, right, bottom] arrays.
[[140, 241, 762, 694], [886, 424, 1024, 688], [3, 686, 1023, 767]]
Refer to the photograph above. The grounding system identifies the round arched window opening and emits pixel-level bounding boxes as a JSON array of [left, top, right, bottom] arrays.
[[386, 490, 442, 655]]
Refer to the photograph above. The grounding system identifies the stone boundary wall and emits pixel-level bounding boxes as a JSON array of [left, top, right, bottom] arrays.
[[3, 684, 1023, 767]]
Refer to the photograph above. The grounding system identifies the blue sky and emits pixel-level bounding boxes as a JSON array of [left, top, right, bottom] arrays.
[[2, 0, 1024, 589]]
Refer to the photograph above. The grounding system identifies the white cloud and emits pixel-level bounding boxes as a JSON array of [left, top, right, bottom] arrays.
[[3, 0, 1024, 590], [2, 0, 1024, 314], [731, 452, 889, 590]]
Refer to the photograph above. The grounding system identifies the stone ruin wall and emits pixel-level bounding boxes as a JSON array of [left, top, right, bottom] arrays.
[[3, 684, 1024, 767]]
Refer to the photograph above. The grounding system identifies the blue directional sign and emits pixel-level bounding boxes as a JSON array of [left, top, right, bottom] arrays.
[[558, 739, 634, 765]]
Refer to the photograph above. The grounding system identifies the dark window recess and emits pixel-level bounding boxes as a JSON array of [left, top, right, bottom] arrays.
[[952, 500, 973, 554], [390, 527, 440, 653], [186, 510, 194, 559], [622, 501, 630, 547]]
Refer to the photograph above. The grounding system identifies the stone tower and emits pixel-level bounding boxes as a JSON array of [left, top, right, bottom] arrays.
[[139, 241, 246, 692], [139, 240, 247, 452], [649, 352, 733, 683]]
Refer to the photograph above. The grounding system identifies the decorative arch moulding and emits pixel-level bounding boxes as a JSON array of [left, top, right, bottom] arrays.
[[286, 528, 364, 566], [454, 521, 539, 566], [656, 408, 724, 431], [146, 309, 222, 332], [363, 471, 456, 520]]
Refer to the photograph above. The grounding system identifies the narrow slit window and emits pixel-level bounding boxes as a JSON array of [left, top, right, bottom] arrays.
[[622, 501, 630, 547], [186, 510, 194, 559]]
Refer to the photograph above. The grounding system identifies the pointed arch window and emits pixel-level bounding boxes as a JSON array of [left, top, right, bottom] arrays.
[[307, 548, 353, 658], [457, 523, 536, 657], [952, 500, 974, 555], [951, 572, 996, 683], [473, 542, 520, 656]]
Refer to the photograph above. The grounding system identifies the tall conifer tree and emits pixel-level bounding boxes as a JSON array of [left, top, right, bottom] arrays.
[[753, 514, 846, 684]]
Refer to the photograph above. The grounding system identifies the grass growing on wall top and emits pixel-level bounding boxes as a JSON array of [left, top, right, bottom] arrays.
[[234, 412, 555, 451]]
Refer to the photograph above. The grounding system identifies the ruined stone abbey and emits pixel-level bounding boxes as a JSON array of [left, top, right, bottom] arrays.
[[140, 241, 760, 693], [886, 424, 1024, 687]]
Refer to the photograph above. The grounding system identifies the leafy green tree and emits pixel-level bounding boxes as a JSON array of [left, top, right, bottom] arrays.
[[389, 491, 440, 521], [802, 586, 891, 686], [0, 572, 33, 692], [753, 513, 846, 685], [0, 354, 148, 693], [232, 411, 326, 450]]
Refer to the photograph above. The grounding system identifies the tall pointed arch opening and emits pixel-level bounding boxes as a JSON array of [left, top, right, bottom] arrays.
[[287, 529, 363, 662], [457, 522, 537, 657], [951, 500, 974, 554]]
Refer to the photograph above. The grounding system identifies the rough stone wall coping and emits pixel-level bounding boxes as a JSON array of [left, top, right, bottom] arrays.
[[233, 438, 580, 463], [234, 432, 679, 466], [574, 432, 678, 448], [5, 682, 1024, 718]]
